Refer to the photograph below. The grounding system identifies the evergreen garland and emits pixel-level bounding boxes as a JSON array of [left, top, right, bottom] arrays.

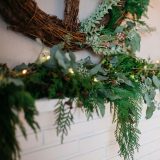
[[0, 65, 39, 160], [113, 85, 142, 160], [1, 47, 160, 160], [126, 0, 150, 19]]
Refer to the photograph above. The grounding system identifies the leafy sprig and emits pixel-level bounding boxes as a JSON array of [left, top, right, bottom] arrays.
[[1, 46, 160, 160], [0, 66, 39, 160], [55, 99, 74, 143]]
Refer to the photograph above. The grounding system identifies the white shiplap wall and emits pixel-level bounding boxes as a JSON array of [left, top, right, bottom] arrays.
[[1, 0, 160, 160], [17, 102, 160, 160]]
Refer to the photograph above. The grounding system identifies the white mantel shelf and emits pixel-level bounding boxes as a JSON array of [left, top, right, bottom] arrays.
[[35, 99, 58, 113]]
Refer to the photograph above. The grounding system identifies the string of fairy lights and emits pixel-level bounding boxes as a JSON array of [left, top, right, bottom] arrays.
[[18, 46, 160, 78]]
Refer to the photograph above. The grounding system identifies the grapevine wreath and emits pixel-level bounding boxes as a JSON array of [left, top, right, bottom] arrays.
[[0, 0, 160, 160]]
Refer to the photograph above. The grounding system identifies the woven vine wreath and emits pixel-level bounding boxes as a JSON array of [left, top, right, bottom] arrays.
[[0, 1, 157, 160], [0, 0, 113, 51], [0, 0, 137, 51]]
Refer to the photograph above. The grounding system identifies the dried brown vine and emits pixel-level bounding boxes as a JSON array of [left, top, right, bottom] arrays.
[[0, 0, 85, 50], [64, 0, 80, 31], [0, 0, 125, 51]]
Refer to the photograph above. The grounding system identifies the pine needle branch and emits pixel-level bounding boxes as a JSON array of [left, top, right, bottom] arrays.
[[112, 86, 142, 160], [55, 99, 74, 143]]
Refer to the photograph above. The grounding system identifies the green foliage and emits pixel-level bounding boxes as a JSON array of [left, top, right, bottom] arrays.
[[112, 85, 142, 160], [126, 0, 150, 19], [0, 46, 160, 160], [107, 0, 150, 29], [80, 0, 120, 34], [55, 99, 74, 143], [101, 54, 159, 158], [84, 20, 141, 55], [79, 80, 107, 119], [142, 77, 157, 119], [126, 28, 141, 53], [107, 6, 125, 29], [80, 0, 126, 55], [45, 44, 76, 70], [0, 66, 39, 160], [80, 0, 150, 55]]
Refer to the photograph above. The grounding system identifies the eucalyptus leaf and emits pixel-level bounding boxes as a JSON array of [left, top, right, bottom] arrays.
[[144, 93, 152, 106], [128, 31, 141, 52], [8, 78, 24, 86], [50, 44, 60, 54], [68, 52, 76, 63], [145, 78, 152, 86], [44, 52, 57, 68], [98, 103, 105, 117], [115, 26, 124, 33], [117, 73, 133, 87], [126, 21, 136, 28], [96, 75, 108, 81], [55, 50, 67, 69], [104, 89, 122, 100], [110, 56, 118, 66], [14, 63, 28, 71], [146, 103, 156, 119], [89, 64, 102, 76], [149, 90, 156, 100], [152, 75, 160, 88]]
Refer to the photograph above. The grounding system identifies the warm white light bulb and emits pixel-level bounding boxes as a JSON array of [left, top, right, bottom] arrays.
[[68, 68, 74, 74], [22, 69, 27, 75], [130, 75, 135, 79], [0, 74, 4, 81], [93, 77, 98, 82], [156, 60, 160, 64], [144, 65, 147, 70], [46, 55, 51, 60]]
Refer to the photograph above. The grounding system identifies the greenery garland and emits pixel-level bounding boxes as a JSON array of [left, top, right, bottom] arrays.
[[1, 46, 160, 160], [1, 0, 159, 160]]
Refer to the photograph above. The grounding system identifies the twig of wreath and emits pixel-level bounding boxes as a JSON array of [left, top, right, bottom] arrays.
[[0, 0, 126, 51]]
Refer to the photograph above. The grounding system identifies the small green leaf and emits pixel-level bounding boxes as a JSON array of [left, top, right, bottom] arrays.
[[117, 73, 133, 87], [152, 75, 160, 88], [89, 64, 102, 75], [98, 103, 105, 117], [8, 78, 24, 86], [55, 50, 67, 69], [50, 45, 59, 54], [144, 93, 151, 106], [68, 52, 76, 62], [146, 103, 156, 119], [115, 26, 124, 33], [14, 63, 28, 71], [104, 89, 122, 100], [96, 75, 108, 81], [128, 31, 141, 52], [145, 78, 152, 86], [126, 21, 136, 28], [150, 90, 156, 100]]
